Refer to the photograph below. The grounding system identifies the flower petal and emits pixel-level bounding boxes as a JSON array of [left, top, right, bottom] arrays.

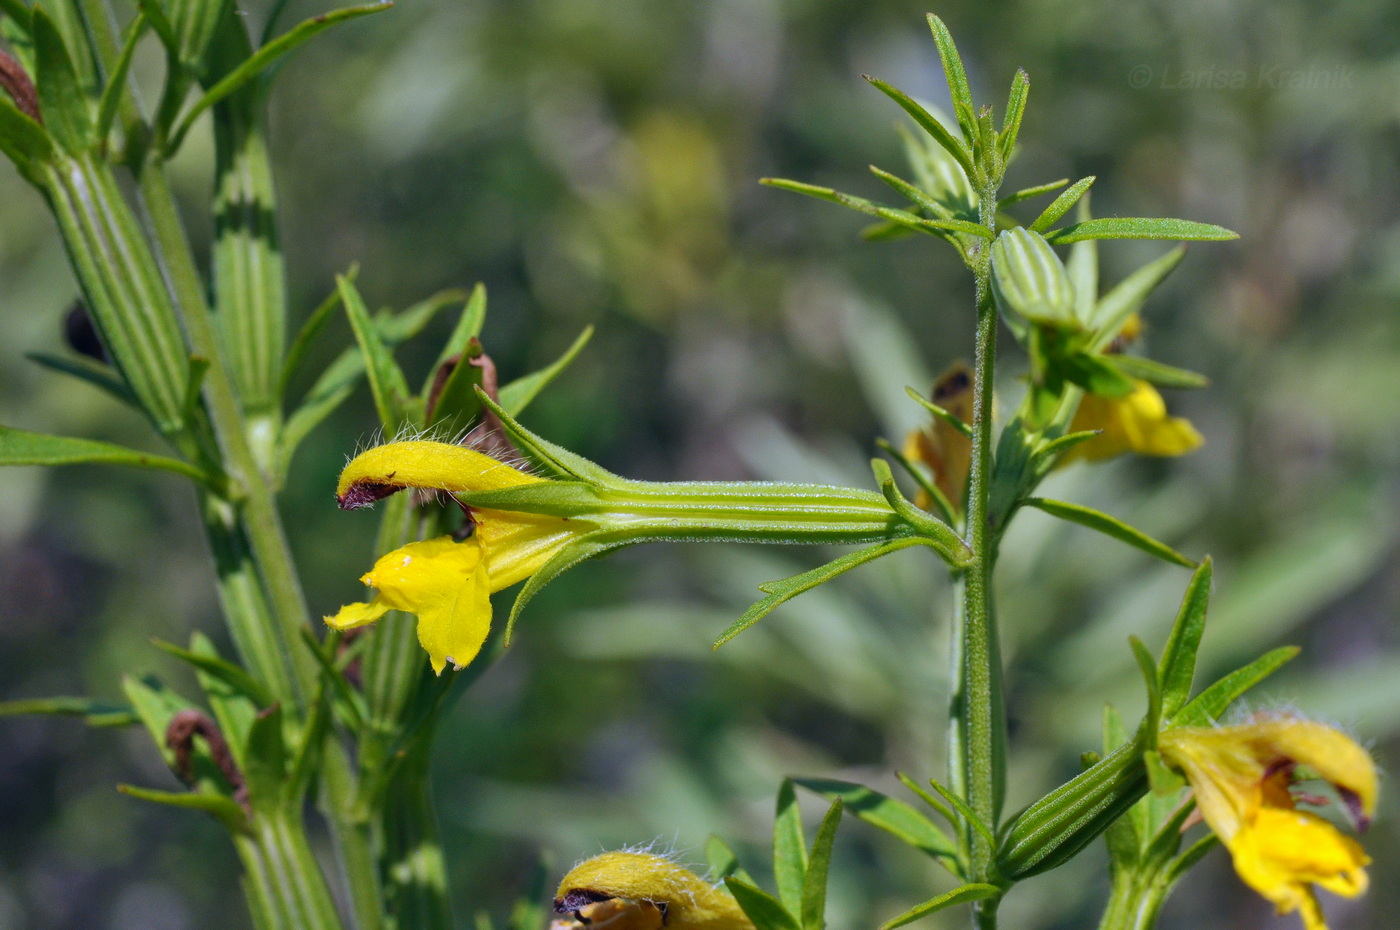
[[337, 440, 542, 508], [1229, 807, 1370, 930]]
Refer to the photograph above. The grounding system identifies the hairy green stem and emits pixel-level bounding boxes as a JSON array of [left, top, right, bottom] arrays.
[[235, 814, 347, 930], [953, 184, 1009, 930]]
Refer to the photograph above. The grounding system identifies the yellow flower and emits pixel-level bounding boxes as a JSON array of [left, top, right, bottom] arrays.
[[1064, 379, 1202, 463], [326, 441, 591, 673], [551, 852, 753, 930], [903, 362, 973, 512], [1159, 716, 1377, 930]]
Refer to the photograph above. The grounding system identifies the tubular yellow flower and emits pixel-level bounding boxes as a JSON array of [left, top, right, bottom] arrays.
[[326, 441, 591, 673], [1064, 379, 1202, 463], [1159, 716, 1377, 930], [550, 852, 753, 930]]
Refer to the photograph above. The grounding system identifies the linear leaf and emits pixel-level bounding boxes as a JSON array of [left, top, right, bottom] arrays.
[[1171, 647, 1299, 727], [704, 835, 752, 884], [31, 8, 93, 154], [0, 93, 54, 171], [0, 425, 207, 482], [713, 539, 932, 647], [879, 884, 1000, 930], [1109, 355, 1209, 389], [118, 784, 249, 834], [1158, 558, 1213, 718], [1089, 247, 1185, 348], [862, 75, 974, 179], [0, 695, 136, 727], [1029, 176, 1095, 233], [241, 704, 288, 815], [925, 15, 976, 146], [774, 780, 807, 915], [794, 778, 958, 867], [801, 799, 842, 930], [166, 2, 393, 153], [26, 351, 137, 406], [95, 14, 144, 143], [1131, 636, 1162, 741], [279, 267, 353, 394], [152, 639, 275, 708], [999, 68, 1029, 161], [724, 879, 799, 930], [1026, 497, 1195, 568], [997, 177, 1067, 210], [339, 274, 411, 428], [498, 325, 594, 416], [428, 282, 487, 378], [1044, 217, 1238, 245]]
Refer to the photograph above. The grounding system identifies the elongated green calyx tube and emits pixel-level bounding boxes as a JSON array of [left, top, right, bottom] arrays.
[[996, 735, 1148, 879]]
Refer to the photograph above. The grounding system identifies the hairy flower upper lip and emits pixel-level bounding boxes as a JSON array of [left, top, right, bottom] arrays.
[[1160, 715, 1377, 930], [326, 441, 591, 674], [551, 852, 752, 930]]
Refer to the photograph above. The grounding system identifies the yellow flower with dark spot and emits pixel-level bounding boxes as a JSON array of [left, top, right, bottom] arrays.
[[1064, 379, 1202, 463], [1160, 716, 1377, 930], [551, 852, 753, 930], [326, 441, 591, 673]]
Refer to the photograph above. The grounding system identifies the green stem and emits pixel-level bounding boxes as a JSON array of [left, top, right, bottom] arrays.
[[953, 184, 1009, 928], [1096, 869, 1168, 930], [235, 814, 348, 930]]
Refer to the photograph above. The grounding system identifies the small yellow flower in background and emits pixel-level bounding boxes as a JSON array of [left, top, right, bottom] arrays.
[[1159, 715, 1377, 930], [903, 362, 973, 512], [326, 441, 592, 673], [1063, 379, 1202, 464], [551, 851, 753, 930]]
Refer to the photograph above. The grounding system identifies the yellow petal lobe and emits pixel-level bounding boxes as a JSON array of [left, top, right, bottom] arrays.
[[1066, 380, 1202, 463]]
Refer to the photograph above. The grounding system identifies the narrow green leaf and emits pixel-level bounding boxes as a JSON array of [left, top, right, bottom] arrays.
[[927, 778, 996, 848], [870, 165, 953, 219], [1101, 705, 1141, 866], [1089, 249, 1186, 351], [862, 75, 975, 179], [426, 339, 486, 428], [95, 14, 144, 144], [875, 438, 957, 528], [0, 0, 32, 30], [475, 389, 621, 484], [1171, 647, 1299, 727], [724, 879, 799, 930], [925, 15, 977, 147], [284, 680, 332, 805], [774, 780, 808, 915], [1032, 430, 1100, 473], [118, 784, 249, 834], [1109, 355, 1209, 389], [794, 778, 959, 868], [871, 459, 970, 563], [505, 532, 632, 644], [801, 798, 841, 930], [298, 629, 367, 731], [1044, 217, 1238, 245], [904, 385, 972, 437], [0, 92, 53, 172], [999, 69, 1029, 162], [997, 177, 1067, 210], [279, 266, 354, 395], [498, 325, 594, 416], [166, 2, 394, 154], [187, 634, 258, 767], [31, 8, 93, 154], [1025, 498, 1195, 568], [26, 351, 137, 406], [860, 220, 915, 242], [1066, 207, 1098, 321], [1058, 351, 1136, 397], [241, 704, 288, 815], [1158, 559, 1213, 719], [895, 772, 958, 835], [0, 425, 208, 482], [713, 538, 932, 648], [1131, 636, 1162, 743], [875, 206, 991, 239], [879, 884, 1000, 930], [0, 696, 136, 727], [152, 639, 275, 709], [705, 835, 751, 883], [428, 282, 487, 376], [1163, 833, 1219, 884], [1029, 176, 1095, 233], [338, 274, 411, 428], [894, 122, 976, 219]]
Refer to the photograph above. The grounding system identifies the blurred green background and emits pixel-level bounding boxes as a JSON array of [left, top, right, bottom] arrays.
[[2, 1, 1397, 928]]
